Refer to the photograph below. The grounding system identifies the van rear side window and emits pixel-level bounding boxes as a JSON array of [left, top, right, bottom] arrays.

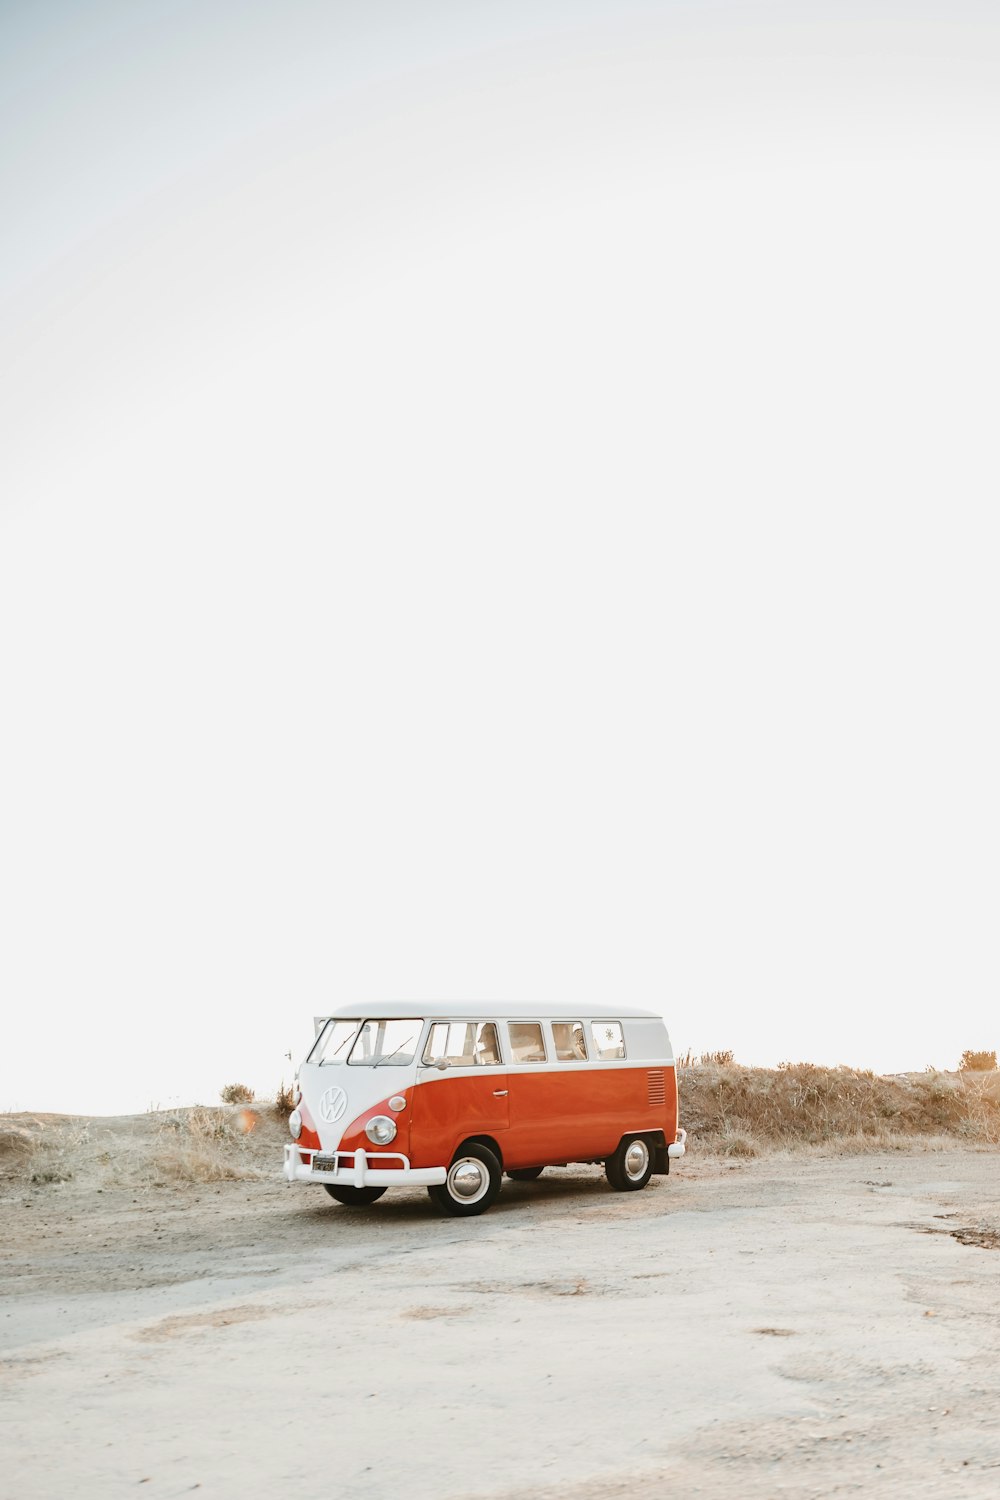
[[509, 1022, 546, 1063], [591, 1021, 626, 1060], [552, 1021, 588, 1061]]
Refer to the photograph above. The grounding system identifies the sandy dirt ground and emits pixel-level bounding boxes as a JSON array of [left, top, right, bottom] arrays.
[[2, 1135, 1000, 1499]]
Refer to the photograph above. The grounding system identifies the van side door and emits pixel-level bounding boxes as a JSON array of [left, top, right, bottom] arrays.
[[408, 1020, 509, 1168]]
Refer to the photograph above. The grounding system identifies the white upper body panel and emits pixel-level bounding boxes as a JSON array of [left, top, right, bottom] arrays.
[[314, 999, 666, 1030], [305, 1006, 674, 1070]]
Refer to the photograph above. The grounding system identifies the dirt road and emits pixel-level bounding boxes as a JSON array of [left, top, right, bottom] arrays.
[[2, 1146, 1000, 1498]]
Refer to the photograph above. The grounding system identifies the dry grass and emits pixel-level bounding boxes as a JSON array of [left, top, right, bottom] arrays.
[[0, 1118, 91, 1185], [678, 1049, 736, 1067], [1, 1105, 286, 1190], [0, 1120, 43, 1181], [149, 1107, 268, 1183], [699, 1049, 736, 1067], [31, 1123, 89, 1184], [680, 1062, 1000, 1156]]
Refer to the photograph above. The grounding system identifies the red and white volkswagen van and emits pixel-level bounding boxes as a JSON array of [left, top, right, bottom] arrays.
[[283, 1002, 686, 1216]]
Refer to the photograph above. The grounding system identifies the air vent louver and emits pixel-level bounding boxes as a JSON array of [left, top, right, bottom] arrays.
[[647, 1069, 667, 1106]]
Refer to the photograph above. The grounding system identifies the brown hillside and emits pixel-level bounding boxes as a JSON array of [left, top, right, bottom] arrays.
[[679, 1062, 1000, 1157]]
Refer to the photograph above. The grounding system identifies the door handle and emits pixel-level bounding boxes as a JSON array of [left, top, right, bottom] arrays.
[[493, 1089, 508, 1097]]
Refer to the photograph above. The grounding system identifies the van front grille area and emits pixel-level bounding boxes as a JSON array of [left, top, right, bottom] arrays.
[[647, 1069, 667, 1107]]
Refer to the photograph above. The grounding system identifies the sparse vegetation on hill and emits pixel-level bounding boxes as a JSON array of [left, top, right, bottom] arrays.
[[3, 1063, 999, 1191], [680, 1059, 1000, 1156], [0, 1102, 287, 1190]]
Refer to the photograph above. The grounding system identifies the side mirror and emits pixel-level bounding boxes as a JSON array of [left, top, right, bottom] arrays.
[[421, 1058, 450, 1071]]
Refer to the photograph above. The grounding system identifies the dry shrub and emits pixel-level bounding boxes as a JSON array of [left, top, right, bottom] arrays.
[[7, 1120, 90, 1186], [0, 1121, 36, 1159], [274, 1081, 297, 1117], [152, 1107, 264, 1183], [0, 1120, 39, 1180], [678, 1062, 1000, 1154], [956, 1076, 1000, 1145], [960, 1050, 997, 1072], [718, 1126, 759, 1158], [220, 1082, 255, 1104]]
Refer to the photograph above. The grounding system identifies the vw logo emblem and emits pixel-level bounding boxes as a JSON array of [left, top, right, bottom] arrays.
[[319, 1085, 348, 1124]]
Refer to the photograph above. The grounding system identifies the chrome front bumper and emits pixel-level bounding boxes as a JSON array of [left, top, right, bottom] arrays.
[[283, 1143, 447, 1188]]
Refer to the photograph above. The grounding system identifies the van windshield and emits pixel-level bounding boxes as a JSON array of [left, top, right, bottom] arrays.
[[348, 1018, 422, 1067], [308, 1019, 362, 1065]]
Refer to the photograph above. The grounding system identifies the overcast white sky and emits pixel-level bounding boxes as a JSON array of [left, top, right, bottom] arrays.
[[2, 1, 998, 1115]]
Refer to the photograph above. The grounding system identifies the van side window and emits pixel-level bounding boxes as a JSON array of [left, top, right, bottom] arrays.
[[552, 1021, 588, 1062], [591, 1021, 626, 1060], [422, 1021, 501, 1067], [508, 1022, 546, 1063]]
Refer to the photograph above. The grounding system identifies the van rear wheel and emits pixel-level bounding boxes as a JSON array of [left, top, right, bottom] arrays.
[[428, 1144, 502, 1217], [323, 1185, 387, 1206], [605, 1136, 653, 1192], [507, 1167, 544, 1181]]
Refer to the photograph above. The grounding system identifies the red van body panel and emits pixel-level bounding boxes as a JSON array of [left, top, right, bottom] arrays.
[[337, 1088, 413, 1165], [407, 1074, 510, 1169], [503, 1065, 678, 1167], [403, 1065, 678, 1170]]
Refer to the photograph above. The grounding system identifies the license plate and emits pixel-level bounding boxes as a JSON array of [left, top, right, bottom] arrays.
[[312, 1155, 339, 1174]]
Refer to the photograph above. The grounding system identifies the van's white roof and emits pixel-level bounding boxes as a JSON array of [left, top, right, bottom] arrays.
[[318, 1000, 665, 1022]]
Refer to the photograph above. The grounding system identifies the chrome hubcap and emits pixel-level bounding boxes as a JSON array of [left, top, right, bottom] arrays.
[[449, 1158, 488, 1201], [625, 1140, 649, 1179]]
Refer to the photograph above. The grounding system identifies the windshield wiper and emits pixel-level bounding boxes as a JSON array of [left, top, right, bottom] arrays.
[[334, 1027, 360, 1057], [374, 1035, 415, 1069]]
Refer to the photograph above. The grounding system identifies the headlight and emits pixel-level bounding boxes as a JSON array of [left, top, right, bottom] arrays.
[[288, 1109, 302, 1140], [365, 1115, 397, 1145]]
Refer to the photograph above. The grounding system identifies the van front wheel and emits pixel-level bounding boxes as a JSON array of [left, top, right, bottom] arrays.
[[605, 1136, 653, 1192], [323, 1185, 387, 1206], [428, 1144, 502, 1217]]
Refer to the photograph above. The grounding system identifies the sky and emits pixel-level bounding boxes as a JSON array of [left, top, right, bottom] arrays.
[[2, 1, 998, 1115]]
